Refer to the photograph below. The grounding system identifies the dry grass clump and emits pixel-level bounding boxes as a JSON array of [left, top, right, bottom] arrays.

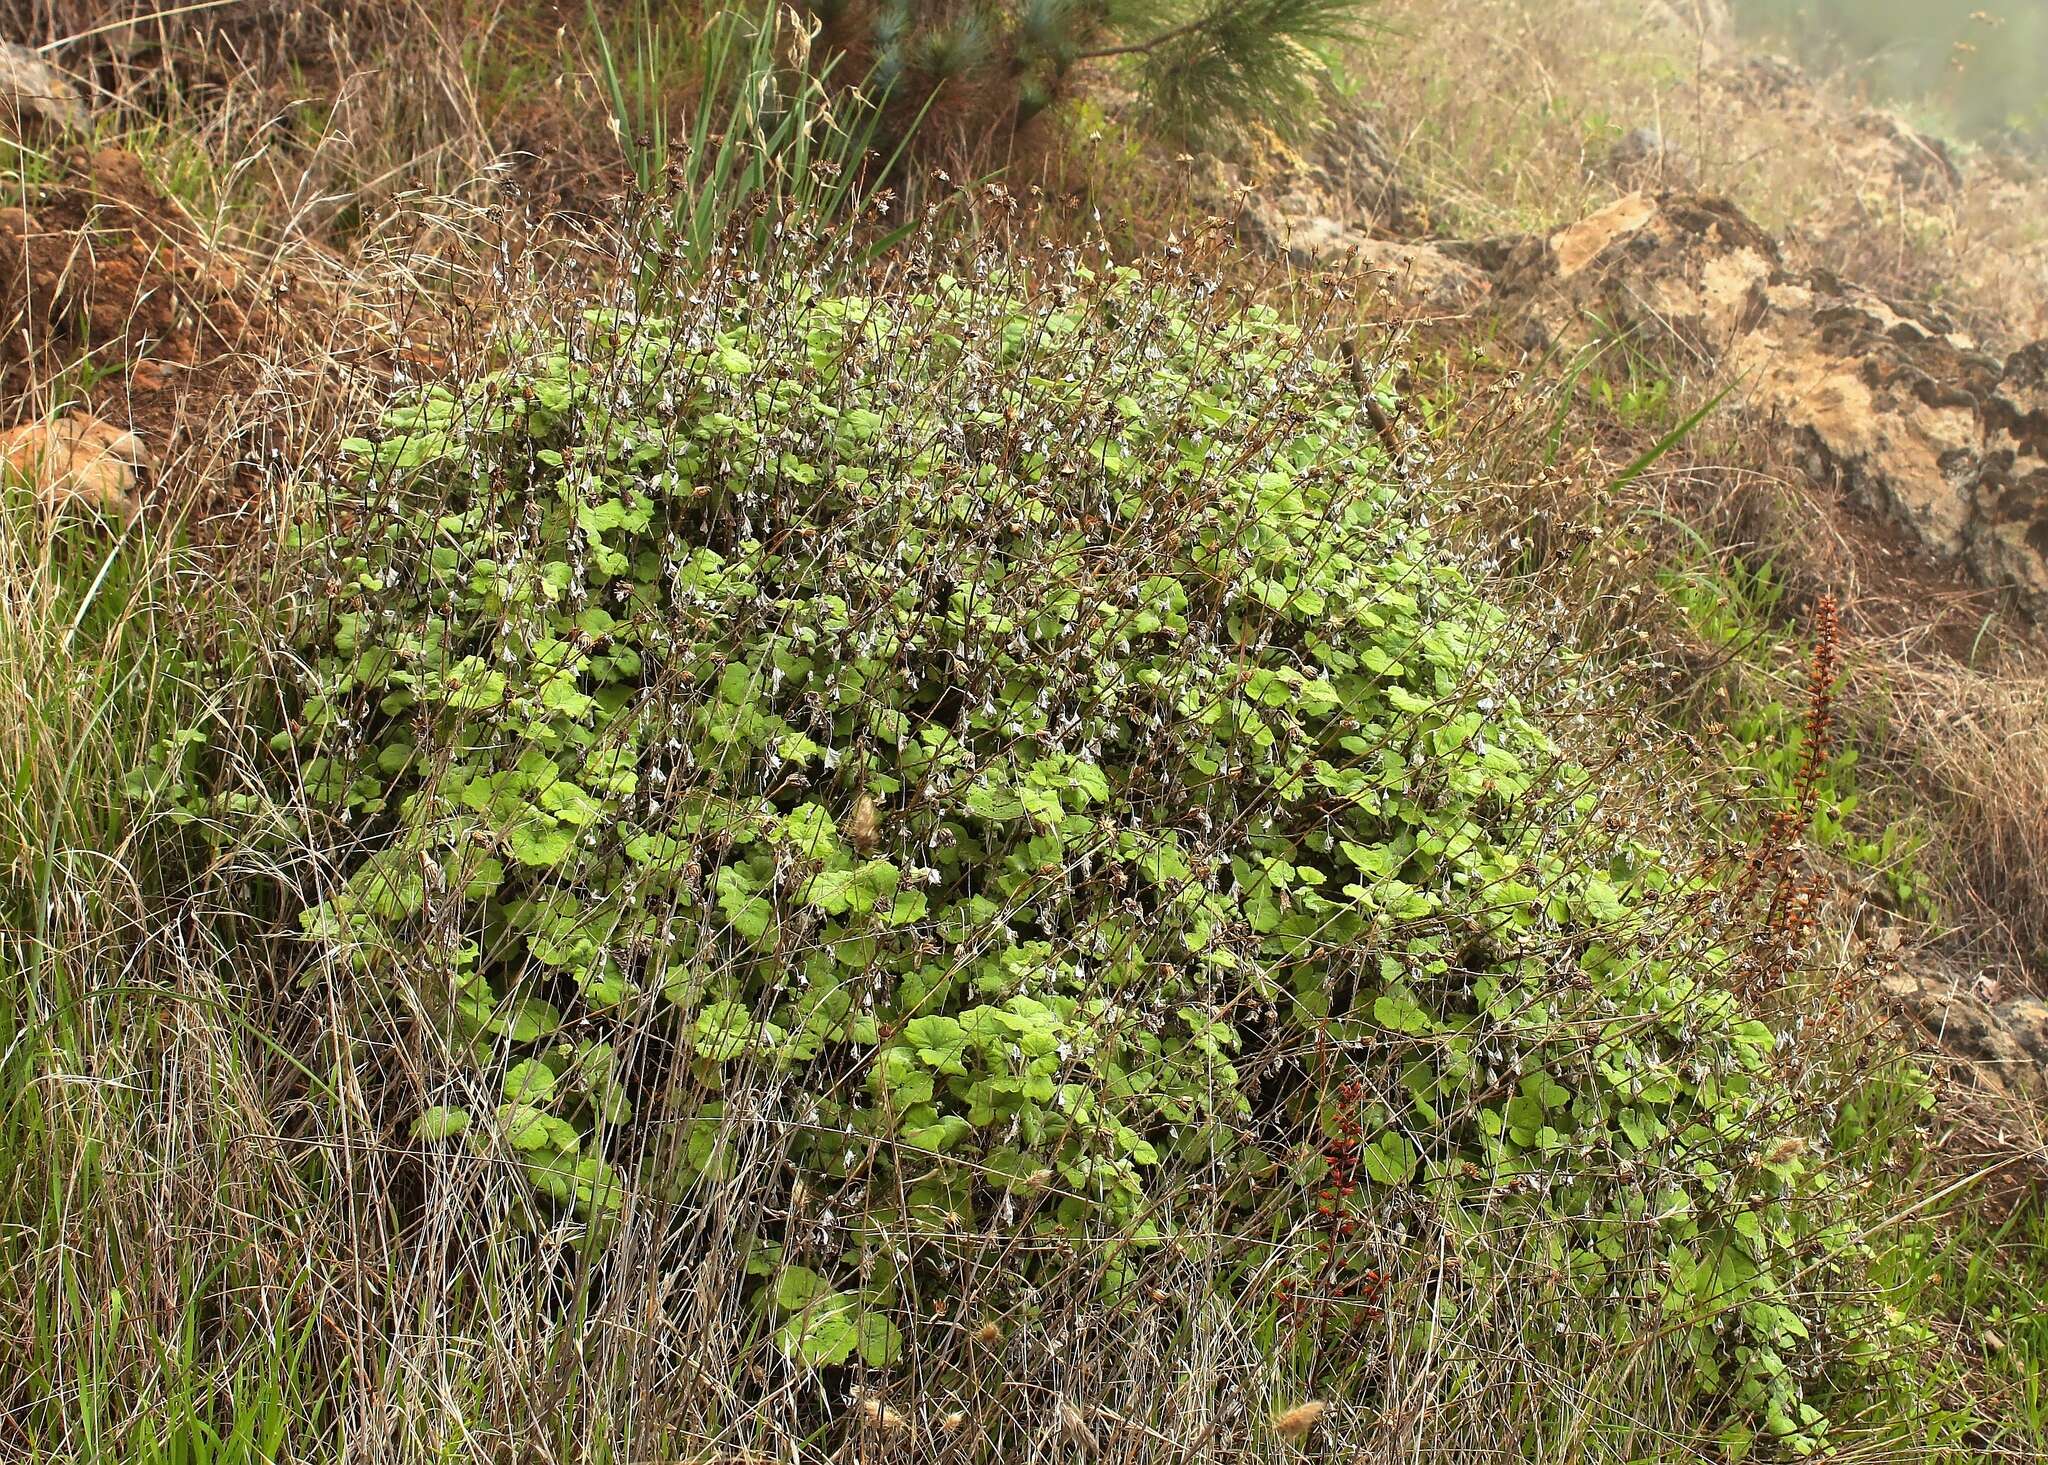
[[1863, 646, 2048, 973], [1353, 0, 2048, 345], [5, 0, 501, 221], [0, 12, 558, 1455]]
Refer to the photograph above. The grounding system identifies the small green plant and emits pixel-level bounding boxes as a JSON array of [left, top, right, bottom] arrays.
[[1724, 699, 1937, 920], [1577, 319, 1680, 432], [1586, 368, 1672, 429], [37, 341, 131, 414], [587, 2, 907, 275], [1663, 555, 1938, 923], [2, 136, 58, 210]]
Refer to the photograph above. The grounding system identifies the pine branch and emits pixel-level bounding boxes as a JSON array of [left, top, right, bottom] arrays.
[[1136, 0, 1375, 138], [1068, 16, 1208, 63]]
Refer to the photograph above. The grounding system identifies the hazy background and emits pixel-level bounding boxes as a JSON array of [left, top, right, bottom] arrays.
[[1732, 1, 2048, 146]]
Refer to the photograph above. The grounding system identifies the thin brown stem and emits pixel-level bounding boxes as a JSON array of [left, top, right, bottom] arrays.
[[1068, 16, 1208, 63]]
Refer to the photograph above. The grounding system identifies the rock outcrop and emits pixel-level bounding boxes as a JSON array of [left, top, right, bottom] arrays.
[[1196, 77, 2048, 618], [1498, 191, 1779, 362], [1205, 115, 1491, 314], [1879, 965, 2048, 1116], [1841, 109, 1965, 196], [1493, 190, 2048, 619]]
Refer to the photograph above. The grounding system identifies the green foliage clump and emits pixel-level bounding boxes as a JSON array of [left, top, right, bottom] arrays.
[[1663, 558, 1936, 921], [807, 0, 1372, 136], [279, 242, 1875, 1450]]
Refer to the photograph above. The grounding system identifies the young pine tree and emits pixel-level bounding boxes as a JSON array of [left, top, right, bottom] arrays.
[[803, 0, 1374, 137]]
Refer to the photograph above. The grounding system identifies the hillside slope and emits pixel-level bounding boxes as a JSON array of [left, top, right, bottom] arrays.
[[2, 3, 2045, 1461]]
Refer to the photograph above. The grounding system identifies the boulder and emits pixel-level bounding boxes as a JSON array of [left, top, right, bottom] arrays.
[[1878, 965, 2048, 1112], [1843, 110, 1964, 195], [0, 40, 88, 139], [1202, 111, 1484, 312], [1343, 239, 1490, 313], [0, 412, 149, 517], [1499, 191, 1780, 361]]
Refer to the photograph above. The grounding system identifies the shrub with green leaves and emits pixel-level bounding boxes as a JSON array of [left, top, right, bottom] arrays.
[[275, 235, 1880, 1454]]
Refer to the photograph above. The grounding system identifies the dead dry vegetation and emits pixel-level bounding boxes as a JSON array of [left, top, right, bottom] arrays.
[[3, 2, 2048, 1462], [1356, 0, 2048, 346]]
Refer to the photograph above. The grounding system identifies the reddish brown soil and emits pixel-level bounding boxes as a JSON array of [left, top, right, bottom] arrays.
[[0, 147, 284, 496]]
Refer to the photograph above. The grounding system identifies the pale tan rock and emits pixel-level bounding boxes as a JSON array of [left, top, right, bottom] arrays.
[[1877, 966, 2048, 1110], [1339, 237, 1491, 312], [0, 40, 88, 139], [1550, 192, 1658, 279], [1197, 105, 1433, 285], [0, 413, 149, 517], [1730, 311, 1985, 560], [1204, 140, 1486, 311], [1503, 193, 1781, 362], [1496, 190, 2048, 619]]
